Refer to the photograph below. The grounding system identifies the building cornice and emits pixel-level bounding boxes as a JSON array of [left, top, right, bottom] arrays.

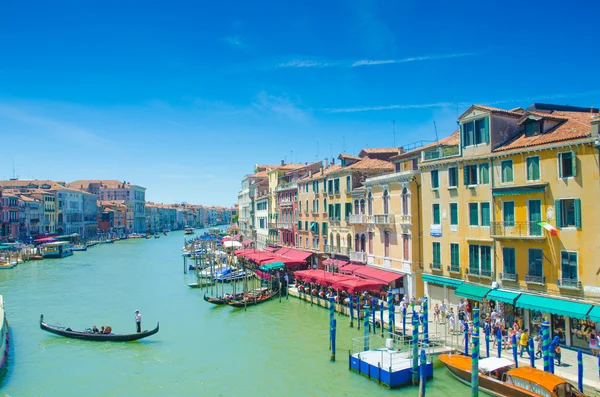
[[363, 170, 419, 186]]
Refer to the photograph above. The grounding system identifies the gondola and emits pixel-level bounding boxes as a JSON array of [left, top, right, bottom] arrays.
[[203, 293, 244, 305], [227, 290, 276, 308], [39, 314, 159, 342]]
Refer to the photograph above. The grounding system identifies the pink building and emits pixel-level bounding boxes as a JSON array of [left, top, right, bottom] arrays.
[[1, 190, 22, 240]]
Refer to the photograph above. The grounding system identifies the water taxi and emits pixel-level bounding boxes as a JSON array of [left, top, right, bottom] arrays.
[[42, 241, 73, 258], [184, 227, 195, 235], [439, 353, 585, 397]]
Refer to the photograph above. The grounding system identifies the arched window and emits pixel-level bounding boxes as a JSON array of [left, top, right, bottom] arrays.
[[402, 188, 409, 215], [336, 234, 341, 248], [347, 234, 352, 250], [368, 232, 374, 254], [368, 192, 373, 215], [360, 199, 366, 214], [354, 234, 360, 251], [354, 199, 359, 214], [384, 231, 390, 258], [330, 233, 333, 246], [383, 190, 389, 215], [360, 234, 366, 252], [402, 234, 409, 261]]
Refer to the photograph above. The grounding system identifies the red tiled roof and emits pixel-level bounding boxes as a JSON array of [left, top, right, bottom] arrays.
[[337, 157, 395, 173], [494, 110, 594, 152], [391, 130, 460, 161], [298, 164, 342, 181], [459, 104, 524, 120]]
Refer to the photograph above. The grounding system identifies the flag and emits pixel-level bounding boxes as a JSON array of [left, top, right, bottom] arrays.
[[538, 221, 559, 236]]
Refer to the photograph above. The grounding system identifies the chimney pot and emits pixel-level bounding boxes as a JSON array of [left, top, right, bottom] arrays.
[[281, 160, 285, 166]]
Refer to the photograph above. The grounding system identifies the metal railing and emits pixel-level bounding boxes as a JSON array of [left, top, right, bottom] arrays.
[[430, 262, 442, 271], [499, 273, 518, 282], [350, 251, 367, 263], [490, 221, 544, 238], [524, 275, 546, 285], [398, 214, 411, 224], [447, 265, 461, 274], [480, 269, 493, 278], [374, 214, 395, 224], [324, 246, 350, 256], [422, 145, 460, 161], [557, 278, 581, 290]]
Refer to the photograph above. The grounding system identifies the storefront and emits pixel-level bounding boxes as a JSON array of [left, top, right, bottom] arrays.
[[515, 293, 594, 349], [422, 274, 463, 308], [485, 289, 522, 328], [454, 283, 492, 314]]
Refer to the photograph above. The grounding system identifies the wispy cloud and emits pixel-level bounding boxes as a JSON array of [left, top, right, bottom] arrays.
[[251, 92, 308, 121], [223, 35, 248, 51], [275, 52, 473, 69], [321, 102, 456, 114]]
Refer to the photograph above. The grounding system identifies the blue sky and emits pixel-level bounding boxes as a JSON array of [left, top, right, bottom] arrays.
[[1, 1, 599, 205]]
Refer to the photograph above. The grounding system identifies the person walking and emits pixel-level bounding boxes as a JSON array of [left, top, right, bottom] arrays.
[[135, 310, 142, 333], [519, 329, 530, 358]]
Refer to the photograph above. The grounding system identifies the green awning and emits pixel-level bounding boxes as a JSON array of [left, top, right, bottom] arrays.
[[515, 294, 593, 320], [0, 245, 11, 250], [588, 306, 600, 323], [259, 262, 286, 271], [486, 289, 521, 305], [492, 184, 547, 197], [455, 283, 491, 301], [422, 274, 463, 288]]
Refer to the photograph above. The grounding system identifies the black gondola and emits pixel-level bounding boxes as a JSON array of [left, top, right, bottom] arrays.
[[227, 291, 276, 308], [39, 314, 159, 342], [203, 293, 244, 305]]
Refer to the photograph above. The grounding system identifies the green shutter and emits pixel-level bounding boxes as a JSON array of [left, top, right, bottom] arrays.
[[481, 203, 490, 226], [460, 124, 465, 148], [574, 198, 581, 229], [298, 221, 301, 230], [463, 166, 469, 185], [571, 151, 577, 177], [484, 117, 490, 143], [322, 222, 327, 235], [555, 200, 563, 228]]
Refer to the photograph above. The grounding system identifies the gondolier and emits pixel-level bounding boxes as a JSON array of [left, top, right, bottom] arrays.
[[135, 310, 142, 333]]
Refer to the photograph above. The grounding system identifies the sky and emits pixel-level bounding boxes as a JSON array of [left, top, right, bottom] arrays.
[[1, 1, 599, 206]]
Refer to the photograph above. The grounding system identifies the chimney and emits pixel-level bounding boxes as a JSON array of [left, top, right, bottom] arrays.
[[319, 167, 323, 175], [331, 157, 335, 165], [592, 114, 600, 137], [281, 160, 285, 166], [324, 158, 329, 168], [308, 170, 312, 177]]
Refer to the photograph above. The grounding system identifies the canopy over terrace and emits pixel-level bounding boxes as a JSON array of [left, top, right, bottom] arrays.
[[275, 248, 313, 262], [323, 258, 349, 269], [333, 278, 387, 294], [241, 239, 254, 247], [339, 263, 365, 275], [293, 269, 353, 287], [353, 267, 403, 284]]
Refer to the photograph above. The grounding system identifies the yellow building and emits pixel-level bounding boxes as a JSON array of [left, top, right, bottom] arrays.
[[265, 163, 304, 246], [421, 103, 600, 351]]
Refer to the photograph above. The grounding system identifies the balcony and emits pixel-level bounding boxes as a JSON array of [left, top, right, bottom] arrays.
[[268, 222, 278, 230], [480, 269, 494, 279], [430, 262, 442, 271], [466, 267, 480, 276], [275, 181, 297, 192], [266, 237, 279, 246], [374, 214, 395, 225], [350, 251, 367, 263], [557, 278, 582, 290], [524, 275, 546, 286], [349, 214, 366, 224], [329, 219, 341, 227], [279, 199, 293, 208], [447, 265, 461, 275], [383, 258, 392, 268], [398, 214, 411, 225], [490, 221, 545, 239], [324, 245, 350, 256], [500, 273, 518, 282], [278, 222, 293, 230], [422, 144, 460, 162]]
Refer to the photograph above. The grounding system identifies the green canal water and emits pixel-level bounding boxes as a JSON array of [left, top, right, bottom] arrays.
[[0, 229, 469, 397]]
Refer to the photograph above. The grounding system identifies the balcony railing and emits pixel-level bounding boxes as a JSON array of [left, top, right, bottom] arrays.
[[557, 278, 582, 290], [275, 181, 297, 192], [524, 275, 546, 286], [500, 273, 518, 282], [490, 221, 544, 239], [329, 219, 341, 227], [430, 262, 442, 271], [480, 269, 493, 279], [350, 251, 367, 263], [268, 222, 278, 230], [422, 144, 460, 162], [324, 246, 350, 256], [279, 199, 293, 208], [349, 214, 366, 224], [398, 214, 411, 225], [447, 265, 461, 274], [278, 222, 293, 230], [467, 267, 480, 276], [374, 214, 395, 225]]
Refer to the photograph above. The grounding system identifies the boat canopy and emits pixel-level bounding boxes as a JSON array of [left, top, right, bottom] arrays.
[[478, 357, 514, 373], [259, 262, 285, 271]]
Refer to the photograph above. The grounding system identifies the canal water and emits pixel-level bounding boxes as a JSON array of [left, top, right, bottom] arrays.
[[0, 228, 468, 397]]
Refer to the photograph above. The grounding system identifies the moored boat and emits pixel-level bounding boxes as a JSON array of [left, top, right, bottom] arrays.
[[184, 227, 195, 235], [439, 353, 585, 397], [203, 292, 245, 305], [40, 314, 159, 342], [227, 288, 276, 308], [70, 244, 87, 251], [0, 296, 9, 371], [42, 241, 73, 258]]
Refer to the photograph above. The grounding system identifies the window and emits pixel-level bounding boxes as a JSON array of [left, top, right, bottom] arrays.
[[298, 201, 302, 213], [481, 246, 491, 274], [412, 158, 418, 170], [526, 156, 540, 181], [503, 247, 516, 275], [346, 176, 351, 191], [402, 234, 409, 260], [469, 203, 479, 226], [401, 188, 409, 215], [384, 232, 390, 257], [528, 249, 543, 277], [556, 198, 581, 228], [464, 165, 478, 185], [328, 180, 333, 194], [468, 245, 479, 273], [345, 202, 352, 218], [503, 201, 515, 227], [462, 117, 489, 147], [558, 152, 576, 178], [432, 204, 440, 225], [432, 242, 441, 265], [525, 121, 540, 137], [463, 121, 474, 147], [431, 170, 439, 189], [298, 221, 302, 230], [334, 179, 340, 193], [475, 118, 489, 145], [480, 202, 490, 226], [448, 167, 458, 188], [383, 190, 389, 214], [322, 222, 328, 235], [561, 251, 578, 280], [501, 160, 513, 183], [480, 163, 490, 184], [450, 243, 460, 269], [304, 221, 308, 230], [449, 203, 458, 226]]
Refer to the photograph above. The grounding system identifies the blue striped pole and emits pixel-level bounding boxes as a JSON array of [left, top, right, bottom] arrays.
[[485, 324, 490, 358], [549, 338, 555, 374], [597, 355, 600, 380], [529, 338, 535, 368], [371, 298, 377, 335], [349, 294, 354, 327], [329, 297, 334, 349], [497, 329, 502, 358], [363, 306, 369, 351], [542, 320, 550, 372], [423, 297, 429, 345], [402, 305, 407, 336], [512, 334, 518, 368], [331, 319, 336, 361], [464, 321, 469, 356], [387, 292, 393, 337], [577, 349, 583, 393], [419, 348, 427, 397], [357, 295, 361, 331], [471, 304, 480, 397], [379, 299, 384, 337], [412, 310, 419, 386]]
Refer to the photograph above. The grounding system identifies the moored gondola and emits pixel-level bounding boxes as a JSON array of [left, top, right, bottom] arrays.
[[39, 314, 159, 342], [203, 292, 245, 305], [227, 290, 276, 308]]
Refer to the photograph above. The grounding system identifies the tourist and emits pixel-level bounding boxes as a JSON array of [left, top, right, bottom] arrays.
[[553, 337, 562, 366], [433, 303, 440, 323], [92, 325, 99, 334], [135, 310, 142, 333], [590, 332, 598, 356], [100, 326, 105, 334], [448, 307, 456, 332], [535, 336, 543, 358], [439, 300, 447, 321], [519, 329, 530, 358]]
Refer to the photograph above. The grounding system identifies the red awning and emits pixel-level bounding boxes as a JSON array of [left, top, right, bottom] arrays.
[[319, 273, 354, 287], [264, 246, 279, 252], [241, 239, 254, 246], [233, 234, 243, 240], [34, 237, 58, 243], [323, 259, 349, 268], [264, 255, 306, 268], [277, 248, 313, 261], [339, 263, 365, 275], [334, 278, 387, 294], [354, 267, 403, 283], [222, 236, 233, 241]]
